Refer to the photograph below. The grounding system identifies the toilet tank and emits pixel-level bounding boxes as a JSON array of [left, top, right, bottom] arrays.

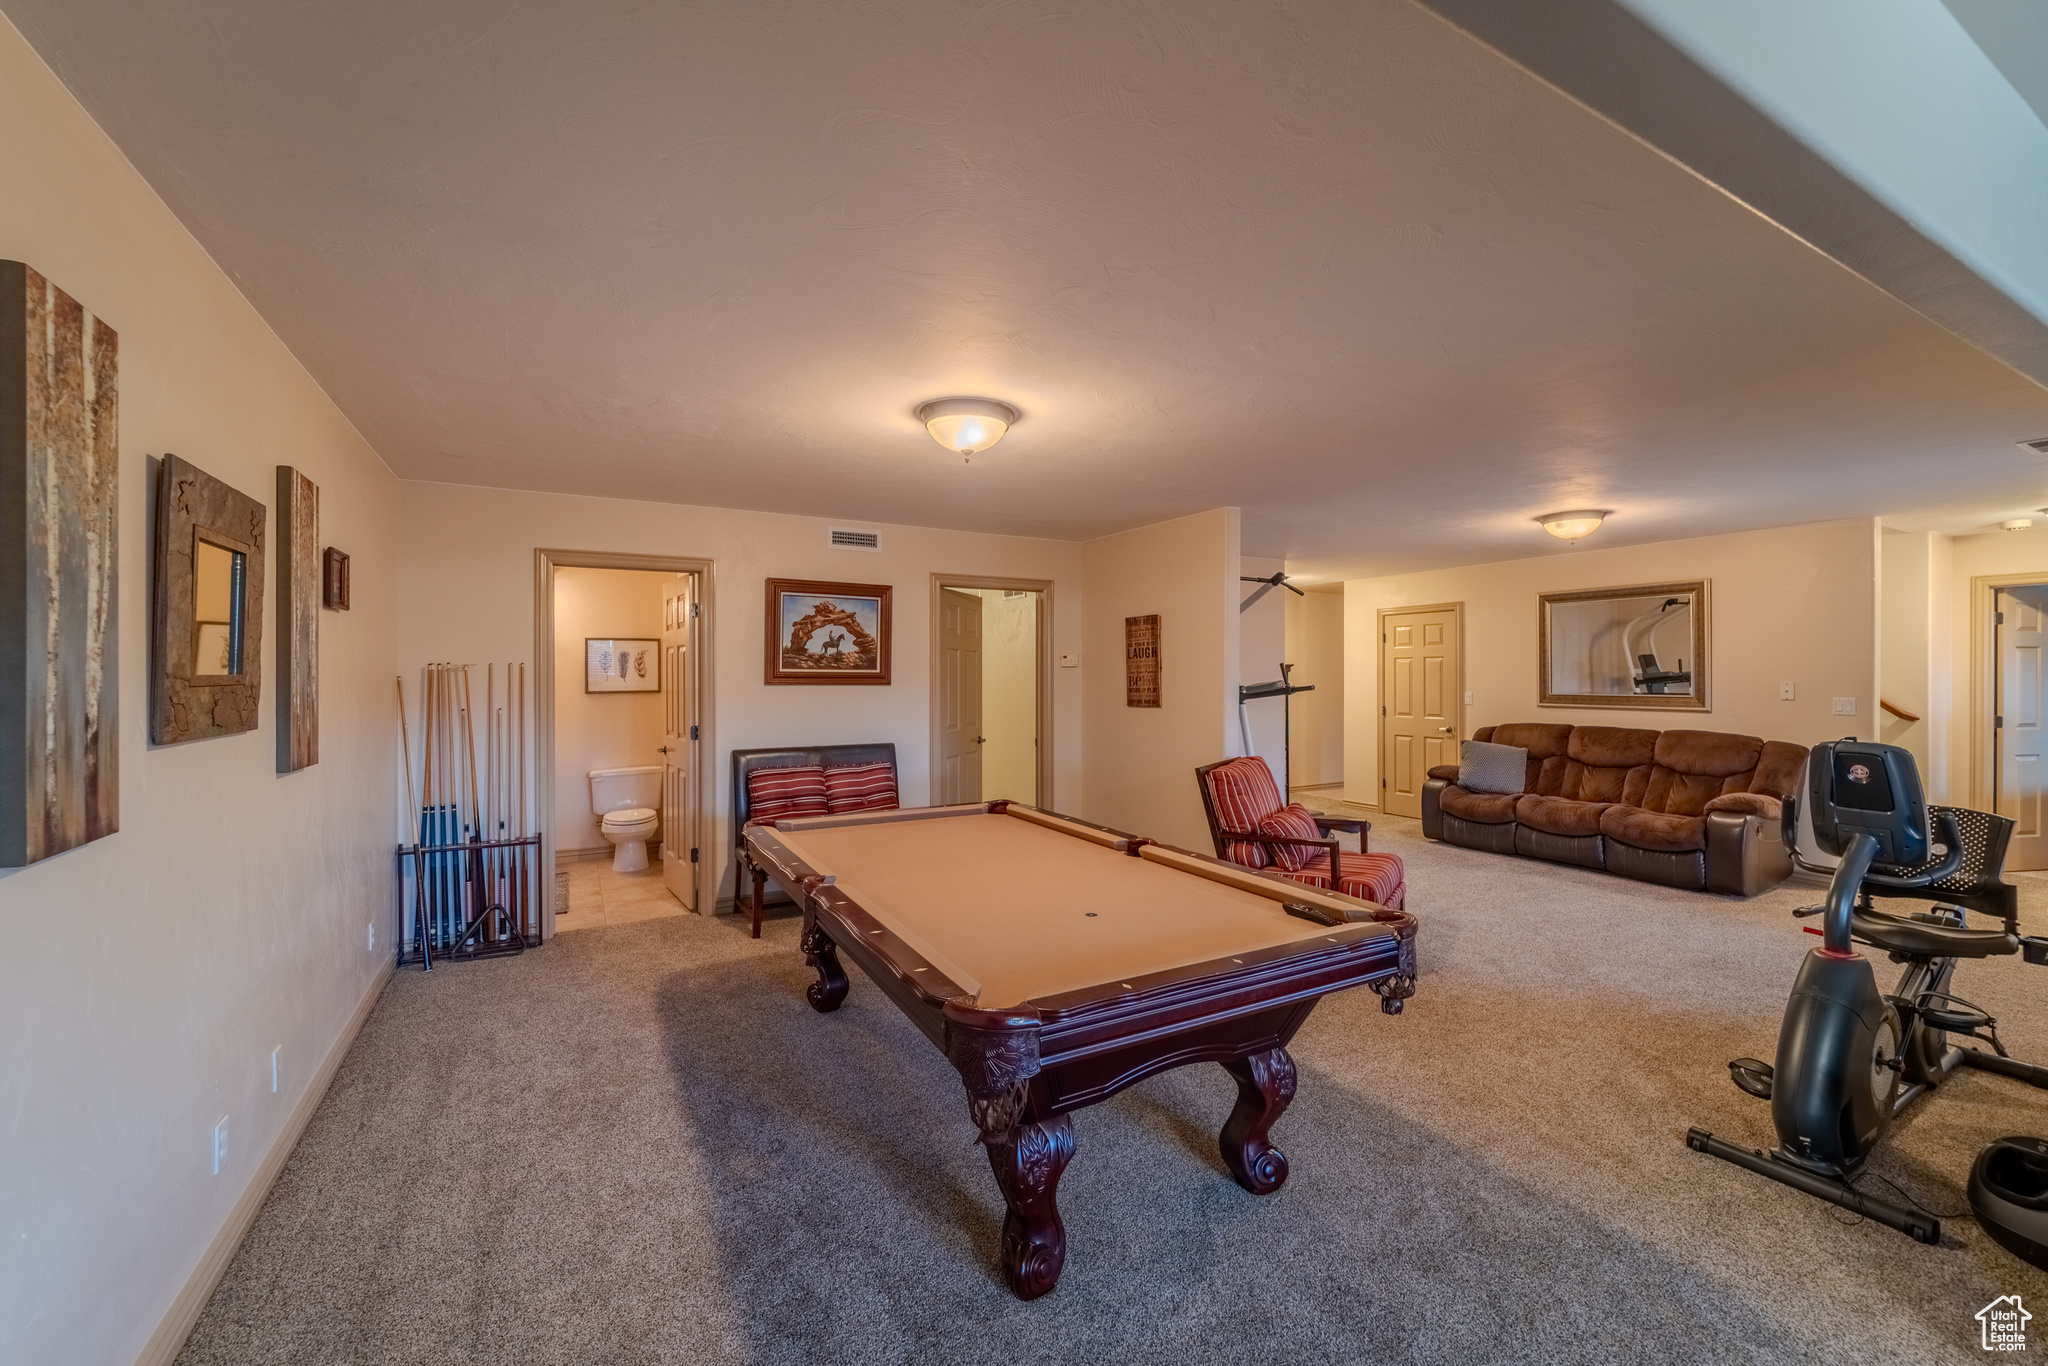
[[590, 765, 662, 815]]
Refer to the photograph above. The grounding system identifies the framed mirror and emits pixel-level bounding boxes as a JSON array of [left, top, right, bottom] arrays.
[[153, 454, 266, 743], [1539, 580, 1709, 711]]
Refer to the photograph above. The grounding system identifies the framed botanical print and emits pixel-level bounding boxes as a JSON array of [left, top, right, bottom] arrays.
[[587, 637, 659, 692], [765, 579, 891, 685]]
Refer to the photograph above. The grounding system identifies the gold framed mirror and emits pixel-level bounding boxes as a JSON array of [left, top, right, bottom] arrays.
[[1539, 580, 1709, 711]]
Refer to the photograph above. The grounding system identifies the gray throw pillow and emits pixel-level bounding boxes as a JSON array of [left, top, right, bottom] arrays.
[[1459, 739, 1528, 795]]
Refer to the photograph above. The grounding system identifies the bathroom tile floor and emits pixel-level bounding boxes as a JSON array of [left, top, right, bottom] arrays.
[[553, 858, 687, 933]]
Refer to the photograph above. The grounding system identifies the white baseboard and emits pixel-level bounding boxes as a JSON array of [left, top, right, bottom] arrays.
[[136, 962, 392, 1366]]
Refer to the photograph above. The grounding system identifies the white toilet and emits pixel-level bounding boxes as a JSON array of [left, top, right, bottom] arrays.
[[590, 766, 662, 872]]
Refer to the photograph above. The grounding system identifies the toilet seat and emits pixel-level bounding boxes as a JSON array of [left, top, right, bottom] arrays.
[[602, 808, 658, 834]]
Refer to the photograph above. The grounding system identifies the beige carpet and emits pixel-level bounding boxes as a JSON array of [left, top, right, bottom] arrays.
[[176, 815, 2048, 1365]]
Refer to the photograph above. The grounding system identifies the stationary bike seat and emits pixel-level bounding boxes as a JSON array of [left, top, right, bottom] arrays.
[[1851, 909, 2017, 960]]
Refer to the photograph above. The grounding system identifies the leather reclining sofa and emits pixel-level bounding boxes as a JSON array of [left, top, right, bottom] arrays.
[[1420, 724, 1808, 896]]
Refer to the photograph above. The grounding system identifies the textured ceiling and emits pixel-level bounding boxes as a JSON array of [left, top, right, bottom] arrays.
[[8, 0, 2048, 578]]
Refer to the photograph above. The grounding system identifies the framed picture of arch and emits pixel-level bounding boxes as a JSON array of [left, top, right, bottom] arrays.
[[765, 579, 891, 685]]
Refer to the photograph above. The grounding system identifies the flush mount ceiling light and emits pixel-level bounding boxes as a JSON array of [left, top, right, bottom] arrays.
[[916, 397, 1019, 461], [2006, 519, 2034, 532], [1537, 509, 1609, 542]]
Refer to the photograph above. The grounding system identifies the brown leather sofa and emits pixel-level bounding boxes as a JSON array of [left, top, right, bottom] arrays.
[[1419, 724, 1807, 895]]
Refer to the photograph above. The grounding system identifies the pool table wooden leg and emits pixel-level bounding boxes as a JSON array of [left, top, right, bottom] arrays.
[[801, 922, 848, 1012], [1220, 1046, 1298, 1195], [983, 1111, 1074, 1300]]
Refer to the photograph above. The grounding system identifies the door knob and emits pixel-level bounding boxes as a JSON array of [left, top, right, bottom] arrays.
[[658, 746, 670, 754], [1437, 727, 1454, 734], [975, 736, 986, 744]]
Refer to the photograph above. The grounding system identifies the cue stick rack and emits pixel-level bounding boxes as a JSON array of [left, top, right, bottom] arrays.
[[394, 663, 541, 969]]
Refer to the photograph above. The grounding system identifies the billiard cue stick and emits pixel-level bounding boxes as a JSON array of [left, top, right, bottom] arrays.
[[398, 674, 428, 969]]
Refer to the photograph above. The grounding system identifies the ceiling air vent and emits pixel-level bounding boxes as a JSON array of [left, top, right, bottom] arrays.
[[2023, 438, 2048, 457], [829, 527, 881, 551]]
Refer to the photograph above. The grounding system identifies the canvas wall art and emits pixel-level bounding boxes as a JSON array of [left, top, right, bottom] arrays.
[[765, 579, 891, 685], [322, 546, 350, 610], [277, 466, 319, 771], [0, 262, 119, 866], [587, 637, 659, 692], [1126, 614, 1161, 708]]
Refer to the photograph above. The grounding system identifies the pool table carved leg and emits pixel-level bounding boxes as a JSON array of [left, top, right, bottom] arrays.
[[1220, 1046, 1297, 1195], [801, 922, 848, 1012], [983, 1109, 1074, 1300]]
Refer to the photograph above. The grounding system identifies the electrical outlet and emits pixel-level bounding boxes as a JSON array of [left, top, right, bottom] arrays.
[[1779, 681, 1796, 700], [1832, 697, 1857, 716], [270, 1046, 280, 1094], [212, 1116, 229, 1176], [1058, 653, 1078, 668]]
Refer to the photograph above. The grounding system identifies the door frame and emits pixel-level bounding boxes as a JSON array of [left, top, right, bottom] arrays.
[[928, 574, 1055, 809], [1971, 572, 2048, 811], [1376, 601, 1464, 813], [535, 549, 715, 937]]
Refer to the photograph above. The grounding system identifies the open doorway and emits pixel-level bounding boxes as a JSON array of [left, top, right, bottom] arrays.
[[930, 575, 1053, 807], [535, 551, 710, 936], [1994, 582, 2048, 871]]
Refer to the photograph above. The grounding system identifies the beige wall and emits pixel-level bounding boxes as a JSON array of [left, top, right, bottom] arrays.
[[1081, 509, 1239, 849], [395, 482, 1084, 908], [553, 567, 667, 854], [1342, 519, 1879, 807], [1239, 555, 1287, 788], [1286, 588, 1344, 788], [965, 587, 1038, 805], [0, 18, 400, 1366], [1933, 525, 2048, 805], [1879, 529, 1934, 776]]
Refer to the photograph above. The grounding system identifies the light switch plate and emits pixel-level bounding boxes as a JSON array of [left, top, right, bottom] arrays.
[[1463, 691, 1473, 705], [1058, 653, 1078, 668], [1832, 697, 1856, 715]]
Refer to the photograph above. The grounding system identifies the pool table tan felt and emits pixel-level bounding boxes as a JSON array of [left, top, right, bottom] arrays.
[[765, 807, 1363, 1008], [742, 801, 1417, 1300]]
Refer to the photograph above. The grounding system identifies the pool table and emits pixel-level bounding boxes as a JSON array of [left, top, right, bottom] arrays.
[[742, 799, 1417, 1299]]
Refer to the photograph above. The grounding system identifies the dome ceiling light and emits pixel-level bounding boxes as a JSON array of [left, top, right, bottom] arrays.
[[1537, 509, 1610, 542], [917, 397, 1019, 462]]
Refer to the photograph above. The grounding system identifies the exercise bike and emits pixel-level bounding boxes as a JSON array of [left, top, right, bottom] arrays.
[[1687, 739, 2048, 1243]]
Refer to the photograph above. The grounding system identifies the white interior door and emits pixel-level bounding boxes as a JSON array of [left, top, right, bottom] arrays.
[[939, 588, 984, 804], [1998, 585, 2048, 871], [660, 573, 698, 908]]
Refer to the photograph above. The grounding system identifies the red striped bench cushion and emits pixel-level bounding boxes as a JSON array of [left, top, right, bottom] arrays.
[[1204, 757, 1284, 869], [825, 761, 898, 815], [746, 765, 827, 826], [1256, 803, 1324, 871]]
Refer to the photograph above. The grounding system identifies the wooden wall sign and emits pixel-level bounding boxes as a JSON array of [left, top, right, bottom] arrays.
[[1125, 614, 1161, 708], [322, 546, 349, 610], [277, 467, 318, 771], [0, 262, 119, 866], [152, 454, 265, 745]]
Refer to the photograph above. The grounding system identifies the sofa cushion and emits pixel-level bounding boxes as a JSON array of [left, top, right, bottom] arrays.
[[1256, 803, 1325, 872], [1601, 805, 1707, 852], [1655, 729, 1764, 778], [746, 764, 828, 825], [1483, 723, 1574, 794], [1515, 793, 1611, 838], [1557, 726, 1658, 803], [1438, 786, 1519, 825], [1280, 851, 1405, 908], [1703, 791, 1781, 820], [1204, 757, 1283, 868], [1750, 740, 1808, 798], [824, 761, 898, 814], [1458, 740, 1527, 794]]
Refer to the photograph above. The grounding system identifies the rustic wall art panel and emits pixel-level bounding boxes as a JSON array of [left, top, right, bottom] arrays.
[[152, 453, 265, 745], [277, 466, 318, 771], [322, 546, 349, 610], [0, 262, 120, 866], [1125, 614, 1160, 708]]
